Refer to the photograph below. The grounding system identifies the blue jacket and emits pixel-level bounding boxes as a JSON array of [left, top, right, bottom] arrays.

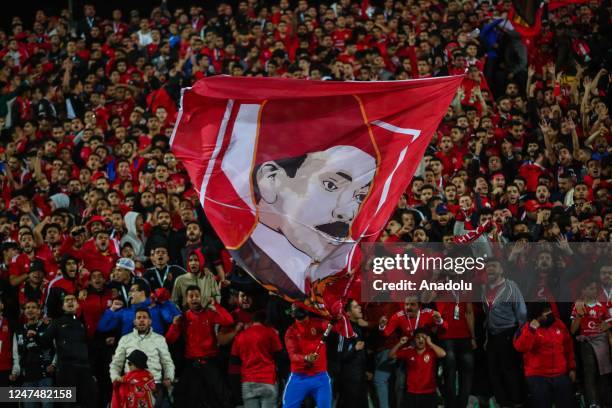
[[480, 19, 503, 59], [97, 298, 181, 335]]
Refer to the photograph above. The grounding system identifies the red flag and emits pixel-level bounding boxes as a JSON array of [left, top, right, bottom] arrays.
[[509, 3, 544, 39], [170, 76, 463, 315]]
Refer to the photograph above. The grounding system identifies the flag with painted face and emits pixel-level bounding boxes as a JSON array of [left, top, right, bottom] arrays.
[[170, 76, 463, 315]]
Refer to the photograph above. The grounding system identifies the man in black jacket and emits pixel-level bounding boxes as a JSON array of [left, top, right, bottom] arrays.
[[143, 242, 186, 292], [40, 293, 97, 407], [11, 301, 55, 388], [328, 299, 370, 408]]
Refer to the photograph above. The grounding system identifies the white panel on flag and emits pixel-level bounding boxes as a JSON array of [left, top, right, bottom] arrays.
[[221, 104, 261, 212]]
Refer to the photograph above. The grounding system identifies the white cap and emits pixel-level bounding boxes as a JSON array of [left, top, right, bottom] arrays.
[[116, 257, 135, 273]]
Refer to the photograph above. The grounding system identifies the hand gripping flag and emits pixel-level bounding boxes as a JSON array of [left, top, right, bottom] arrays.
[[170, 76, 463, 316]]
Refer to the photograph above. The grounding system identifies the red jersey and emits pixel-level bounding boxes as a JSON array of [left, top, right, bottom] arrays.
[[436, 301, 471, 339], [9, 252, 53, 282], [79, 288, 113, 339], [571, 302, 609, 336], [513, 320, 575, 377], [332, 29, 352, 50], [285, 318, 329, 375], [165, 304, 233, 359], [395, 346, 438, 394], [231, 324, 283, 384], [382, 308, 446, 339], [59, 237, 118, 280]]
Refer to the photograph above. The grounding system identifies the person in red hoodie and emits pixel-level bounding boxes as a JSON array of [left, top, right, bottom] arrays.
[[282, 304, 333, 408], [165, 285, 233, 408], [44, 254, 80, 318], [231, 310, 283, 408], [513, 302, 576, 408]]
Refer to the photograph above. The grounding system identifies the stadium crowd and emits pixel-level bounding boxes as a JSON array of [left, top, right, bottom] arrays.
[[0, 0, 610, 407]]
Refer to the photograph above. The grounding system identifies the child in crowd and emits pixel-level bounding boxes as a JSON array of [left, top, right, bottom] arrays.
[[389, 328, 446, 408]]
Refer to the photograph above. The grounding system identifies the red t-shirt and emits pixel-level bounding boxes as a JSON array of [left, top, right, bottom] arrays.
[[231, 324, 283, 384], [395, 346, 438, 394], [571, 302, 609, 337]]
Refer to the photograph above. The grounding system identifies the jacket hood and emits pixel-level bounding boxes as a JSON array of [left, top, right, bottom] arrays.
[[124, 211, 141, 236]]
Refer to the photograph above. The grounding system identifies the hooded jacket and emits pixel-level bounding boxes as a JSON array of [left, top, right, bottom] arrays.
[[513, 319, 575, 377], [171, 249, 220, 308], [121, 212, 146, 262]]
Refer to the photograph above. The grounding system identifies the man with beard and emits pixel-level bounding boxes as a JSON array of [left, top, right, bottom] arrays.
[[378, 296, 446, 407], [110, 309, 175, 408], [597, 264, 612, 310], [8, 231, 49, 287], [514, 303, 576, 408], [10, 301, 55, 391], [482, 259, 526, 408], [165, 286, 233, 408], [503, 184, 522, 217], [98, 280, 180, 335], [45, 255, 80, 318], [109, 258, 145, 306], [41, 293, 98, 407], [145, 209, 183, 265], [429, 203, 454, 242], [327, 299, 369, 408], [179, 221, 203, 269], [143, 243, 186, 292], [171, 250, 220, 310], [61, 228, 118, 279], [17, 260, 47, 306]]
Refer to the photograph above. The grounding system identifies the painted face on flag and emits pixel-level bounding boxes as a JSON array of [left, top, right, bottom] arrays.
[[254, 145, 376, 261]]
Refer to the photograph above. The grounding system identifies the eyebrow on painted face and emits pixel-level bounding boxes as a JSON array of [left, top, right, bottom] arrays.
[[336, 171, 352, 182]]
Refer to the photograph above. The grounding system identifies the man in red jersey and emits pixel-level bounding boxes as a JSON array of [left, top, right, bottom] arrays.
[[165, 285, 233, 408], [389, 328, 447, 408], [379, 295, 446, 340], [231, 310, 283, 408], [282, 304, 333, 408]]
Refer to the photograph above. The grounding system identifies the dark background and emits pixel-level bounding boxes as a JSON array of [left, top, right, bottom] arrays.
[[1, 0, 221, 28]]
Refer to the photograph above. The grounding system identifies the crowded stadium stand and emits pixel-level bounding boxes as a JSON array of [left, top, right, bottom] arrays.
[[0, 0, 610, 407]]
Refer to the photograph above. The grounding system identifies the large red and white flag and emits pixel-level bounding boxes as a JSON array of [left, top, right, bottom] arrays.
[[170, 76, 462, 313]]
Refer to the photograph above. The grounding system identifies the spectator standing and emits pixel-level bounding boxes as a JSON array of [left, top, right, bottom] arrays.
[[111, 349, 156, 408], [482, 259, 527, 408], [166, 285, 234, 408], [282, 304, 333, 408], [328, 299, 369, 408], [110, 308, 175, 408], [40, 293, 97, 407], [570, 280, 612, 408], [231, 310, 283, 408], [171, 249, 220, 309], [10, 300, 55, 408], [389, 329, 447, 408], [514, 302, 577, 408]]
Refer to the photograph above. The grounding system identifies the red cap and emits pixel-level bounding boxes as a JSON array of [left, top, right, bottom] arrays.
[[86, 215, 106, 230]]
